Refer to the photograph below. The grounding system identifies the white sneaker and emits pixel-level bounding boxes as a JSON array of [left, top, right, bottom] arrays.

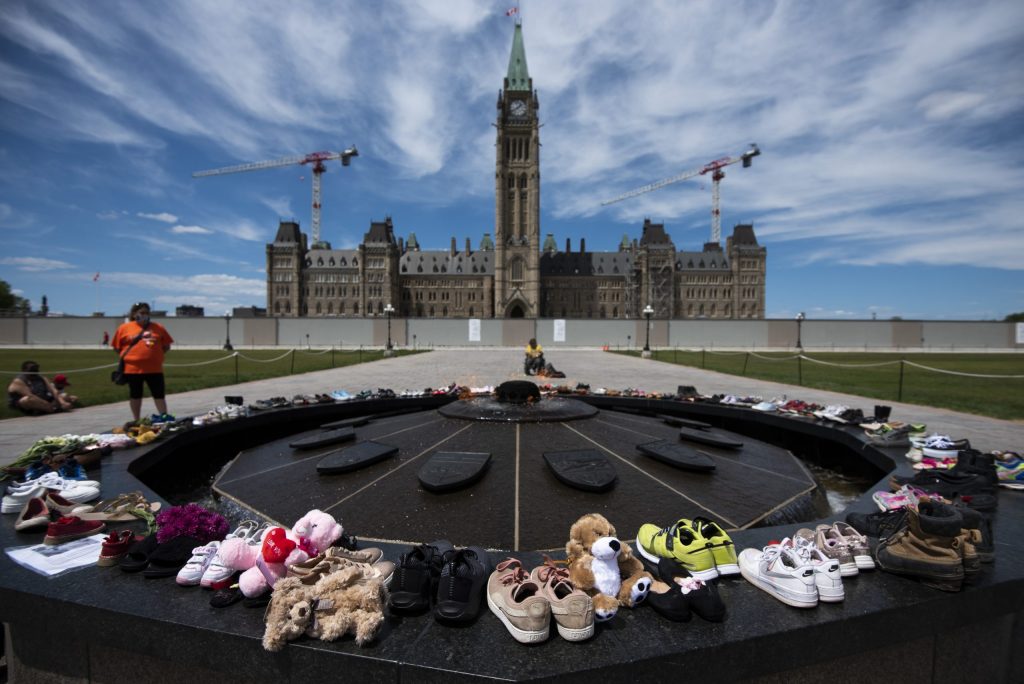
[[789, 536, 844, 602], [2, 485, 46, 514], [739, 542, 818, 608], [7, 473, 100, 492], [47, 484, 101, 505], [178, 541, 220, 586]]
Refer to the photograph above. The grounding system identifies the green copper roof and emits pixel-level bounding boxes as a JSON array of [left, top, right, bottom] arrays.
[[506, 22, 530, 92], [406, 232, 419, 250], [479, 233, 495, 250], [543, 234, 557, 252], [620, 234, 632, 250]]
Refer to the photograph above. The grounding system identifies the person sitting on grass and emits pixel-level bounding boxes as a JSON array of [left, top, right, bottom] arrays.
[[7, 360, 73, 415], [52, 373, 80, 407]]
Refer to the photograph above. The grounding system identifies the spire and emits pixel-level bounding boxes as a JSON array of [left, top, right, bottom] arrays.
[[506, 22, 530, 92]]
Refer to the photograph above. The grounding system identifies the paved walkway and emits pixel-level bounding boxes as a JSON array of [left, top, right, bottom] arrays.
[[1, 349, 1020, 466]]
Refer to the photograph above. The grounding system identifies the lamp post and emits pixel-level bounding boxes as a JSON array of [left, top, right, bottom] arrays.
[[384, 303, 395, 356], [642, 304, 654, 358], [796, 312, 805, 350], [223, 313, 233, 351]]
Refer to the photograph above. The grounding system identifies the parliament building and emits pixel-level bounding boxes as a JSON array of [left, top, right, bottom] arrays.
[[266, 23, 766, 320]]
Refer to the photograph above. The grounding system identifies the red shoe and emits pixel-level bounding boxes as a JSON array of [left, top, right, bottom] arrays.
[[98, 529, 140, 566], [43, 516, 105, 545]]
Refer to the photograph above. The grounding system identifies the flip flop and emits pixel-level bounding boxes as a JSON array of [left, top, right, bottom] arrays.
[[77, 492, 162, 521]]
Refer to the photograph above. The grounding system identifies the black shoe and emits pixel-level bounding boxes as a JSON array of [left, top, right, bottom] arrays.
[[889, 469, 997, 498], [434, 546, 491, 623], [389, 539, 453, 613], [640, 554, 725, 622], [845, 508, 909, 541]]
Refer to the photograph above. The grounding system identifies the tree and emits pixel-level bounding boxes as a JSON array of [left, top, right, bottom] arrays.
[[1004, 312, 1024, 322], [0, 279, 31, 314]]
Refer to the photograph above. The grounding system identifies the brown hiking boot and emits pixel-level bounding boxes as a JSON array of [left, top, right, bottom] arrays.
[[876, 499, 965, 592]]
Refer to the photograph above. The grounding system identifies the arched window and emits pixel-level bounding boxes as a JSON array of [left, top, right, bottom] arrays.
[[511, 258, 524, 282], [354, 302, 359, 315], [316, 302, 322, 314]]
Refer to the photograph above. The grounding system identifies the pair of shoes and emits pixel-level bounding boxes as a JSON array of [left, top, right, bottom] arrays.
[[43, 516, 105, 545], [796, 523, 875, 576], [487, 557, 595, 643], [635, 517, 738, 581], [875, 498, 967, 592], [389, 539, 455, 614], [177, 540, 221, 586], [738, 541, 818, 608], [637, 552, 726, 622], [910, 434, 970, 458], [200, 522, 268, 589], [889, 468, 996, 500], [288, 546, 394, 587]]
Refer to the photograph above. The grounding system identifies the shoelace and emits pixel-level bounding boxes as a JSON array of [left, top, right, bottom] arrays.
[[533, 557, 570, 586], [495, 558, 529, 586]]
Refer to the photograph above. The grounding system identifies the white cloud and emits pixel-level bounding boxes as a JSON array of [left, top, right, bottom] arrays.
[[0, 256, 75, 271], [170, 224, 213, 235], [258, 196, 294, 218], [139, 212, 178, 223], [96, 210, 120, 220]]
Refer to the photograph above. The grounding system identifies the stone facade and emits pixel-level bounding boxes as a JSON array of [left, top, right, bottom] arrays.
[[266, 23, 766, 320]]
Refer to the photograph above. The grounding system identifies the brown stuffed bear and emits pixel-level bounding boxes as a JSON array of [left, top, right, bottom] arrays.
[[262, 575, 316, 652], [262, 564, 387, 651], [305, 565, 387, 646], [565, 512, 653, 621]]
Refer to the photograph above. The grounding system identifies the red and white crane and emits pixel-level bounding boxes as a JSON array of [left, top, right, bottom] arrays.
[[193, 146, 358, 245], [602, 143, 760, 244]]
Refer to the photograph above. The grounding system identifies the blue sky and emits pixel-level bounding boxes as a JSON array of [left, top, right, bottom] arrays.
[[1, 0, 1022, 320]]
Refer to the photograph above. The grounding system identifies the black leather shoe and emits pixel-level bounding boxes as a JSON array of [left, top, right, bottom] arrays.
[[434, 546, 492, 623], [389, 539, 453, 613]]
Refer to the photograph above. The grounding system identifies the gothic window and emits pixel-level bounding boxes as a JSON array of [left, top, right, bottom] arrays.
[[612, 307, 618, 318], [354, 302, 359, 315], [510, 258, 524, 282], [519, 174, 527, 188], [275, 301, 281, 313], [378, 302, 383, 314], [286, 301, 291, 314], [429, 306, 435, 317], [328, 303, 333, 315], [468, 306, 474, 317], [508, 175, 514, 188]]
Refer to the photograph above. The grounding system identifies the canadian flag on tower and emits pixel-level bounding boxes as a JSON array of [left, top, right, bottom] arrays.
[[505, 7, 518, 16]]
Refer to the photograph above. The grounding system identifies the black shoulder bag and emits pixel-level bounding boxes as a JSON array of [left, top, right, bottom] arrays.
[[111, 329, 147, 385]]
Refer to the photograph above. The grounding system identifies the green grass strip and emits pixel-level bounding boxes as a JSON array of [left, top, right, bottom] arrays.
[[619, 350, 1024, 421], [0, 348, 424, 421]]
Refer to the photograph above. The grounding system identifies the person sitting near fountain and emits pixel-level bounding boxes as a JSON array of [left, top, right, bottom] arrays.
[[7, 360, 73, 415], [524, 338, 545, 376]]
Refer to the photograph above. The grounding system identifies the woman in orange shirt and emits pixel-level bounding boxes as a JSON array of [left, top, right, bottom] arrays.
[[111, 302, 174, 422]]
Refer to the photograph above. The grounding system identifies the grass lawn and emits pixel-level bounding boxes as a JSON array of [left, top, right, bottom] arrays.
[[1, 348, 422, 421], [626, 350, 1024, 421]]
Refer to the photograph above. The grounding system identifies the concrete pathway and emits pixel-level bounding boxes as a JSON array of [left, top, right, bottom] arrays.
[[1, 349, 1020, 466]]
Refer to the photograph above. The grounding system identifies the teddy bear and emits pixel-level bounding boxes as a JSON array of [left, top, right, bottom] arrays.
[[565, 512, 653, 621], [262, 564, 387, 651], [219, 509, 344, 598]]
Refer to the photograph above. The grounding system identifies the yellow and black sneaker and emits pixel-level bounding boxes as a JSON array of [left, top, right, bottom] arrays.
[[690, 517, 739, 576], [636, 519, 718, 581]]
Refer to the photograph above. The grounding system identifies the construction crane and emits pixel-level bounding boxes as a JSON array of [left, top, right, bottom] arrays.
[[602, 143, 760, 244], [193, 146, 358, 245]]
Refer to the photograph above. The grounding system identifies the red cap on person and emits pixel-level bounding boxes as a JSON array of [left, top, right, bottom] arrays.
[[53, 374, 70, 387]]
